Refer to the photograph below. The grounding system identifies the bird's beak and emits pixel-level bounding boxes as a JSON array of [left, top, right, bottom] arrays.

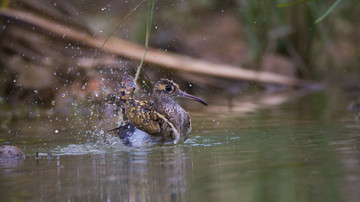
[[180, 92, 208, 106]]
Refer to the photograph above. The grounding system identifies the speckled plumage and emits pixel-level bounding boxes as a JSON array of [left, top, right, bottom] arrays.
[[110, 73, 207, 145], [120, 73, 163, 135]]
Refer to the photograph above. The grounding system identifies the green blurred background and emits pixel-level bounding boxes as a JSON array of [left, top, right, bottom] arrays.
[[0, 0, 359, 116]]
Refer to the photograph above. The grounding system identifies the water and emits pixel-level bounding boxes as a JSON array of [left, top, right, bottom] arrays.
[[1, 89, 360, 201]]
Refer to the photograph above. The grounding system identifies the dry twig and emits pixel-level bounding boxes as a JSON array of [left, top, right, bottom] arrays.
[[0, 8, 316, 87]]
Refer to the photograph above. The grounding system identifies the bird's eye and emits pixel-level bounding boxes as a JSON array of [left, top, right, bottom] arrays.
[[165, 85, 172, 92]]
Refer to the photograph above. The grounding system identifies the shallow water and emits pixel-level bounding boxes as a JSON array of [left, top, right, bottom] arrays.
[[1, 89, 360, 201]]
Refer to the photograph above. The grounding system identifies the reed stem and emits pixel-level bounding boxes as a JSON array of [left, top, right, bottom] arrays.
[[135, 0, 155, 83]]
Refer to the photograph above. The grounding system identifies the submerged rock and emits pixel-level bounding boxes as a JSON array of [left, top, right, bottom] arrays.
[[0, 145, 26, 160]]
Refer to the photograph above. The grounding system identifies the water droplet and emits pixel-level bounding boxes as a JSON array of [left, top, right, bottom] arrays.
[[55, 129, 59, 134], [62, 93, 66, 97], [51, 100, 56, 105], [53, 3, 57, 6]]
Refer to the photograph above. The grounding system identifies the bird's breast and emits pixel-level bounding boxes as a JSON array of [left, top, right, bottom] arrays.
[[156, 102, 191, 139]]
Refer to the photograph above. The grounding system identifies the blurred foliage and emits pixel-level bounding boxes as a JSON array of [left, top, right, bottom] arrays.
[[278, 0, 343, 24], [1, 0, 360, 116], [129, 0, 359, 77], [0, 0, 8, 8], [232, 0, 358, 77]]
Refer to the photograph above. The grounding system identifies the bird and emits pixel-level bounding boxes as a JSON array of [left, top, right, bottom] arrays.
[[108, 72, 207, 146]]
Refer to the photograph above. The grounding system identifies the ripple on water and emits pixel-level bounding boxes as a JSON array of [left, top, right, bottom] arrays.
[[49, 136, 126, 155]]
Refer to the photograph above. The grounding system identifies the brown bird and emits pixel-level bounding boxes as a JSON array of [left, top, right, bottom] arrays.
[[109, 73, 207, 146]]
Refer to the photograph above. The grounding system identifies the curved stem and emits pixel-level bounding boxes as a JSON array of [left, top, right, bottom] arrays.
[[135, 0, 155, 83]]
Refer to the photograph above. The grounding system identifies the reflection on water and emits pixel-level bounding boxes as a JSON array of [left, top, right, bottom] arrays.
[[0, 146, 191, 201], [1, 90, 360, 201]]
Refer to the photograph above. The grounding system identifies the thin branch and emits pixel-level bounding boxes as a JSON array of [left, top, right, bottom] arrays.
[[0, 8, 318, 88], [314, 0, 342, 24], [134, 0, 155, 83], [100, 0, 146, 49]]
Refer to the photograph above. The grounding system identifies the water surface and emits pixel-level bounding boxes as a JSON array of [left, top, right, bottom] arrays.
[[1, 89, 360, 201]]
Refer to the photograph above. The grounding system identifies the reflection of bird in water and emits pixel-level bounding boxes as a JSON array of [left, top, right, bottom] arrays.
[[108, 73, 207, 146]]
